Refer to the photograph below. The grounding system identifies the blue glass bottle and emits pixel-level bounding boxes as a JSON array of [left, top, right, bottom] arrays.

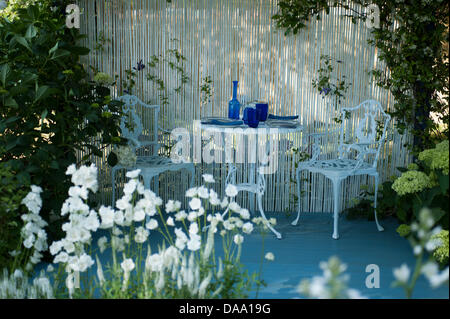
[[228, 81, 241, 120]]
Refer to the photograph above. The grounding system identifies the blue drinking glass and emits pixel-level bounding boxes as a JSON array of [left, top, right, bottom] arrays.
[[243, 107, 251, 124], [255, 103, 269, 122], [247, 108, 260, 128]]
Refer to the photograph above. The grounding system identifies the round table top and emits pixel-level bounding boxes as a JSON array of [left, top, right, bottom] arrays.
[[200, 121, 303, 134]]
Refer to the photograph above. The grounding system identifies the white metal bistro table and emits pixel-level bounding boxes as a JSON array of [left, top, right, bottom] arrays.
[[200, 120, 303, 239]]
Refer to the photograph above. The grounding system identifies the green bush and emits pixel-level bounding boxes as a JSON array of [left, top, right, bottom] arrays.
[[0, 161, 27, 270], [0, 1, 123, 244], [346, 140, 449, 230]]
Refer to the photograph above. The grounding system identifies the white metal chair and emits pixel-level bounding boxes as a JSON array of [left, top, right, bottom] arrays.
[[292, 100, 391, 239], [111, 95, 195, 205]]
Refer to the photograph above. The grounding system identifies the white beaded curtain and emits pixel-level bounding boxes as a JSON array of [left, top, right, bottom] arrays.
[[76, 0, 413, 213]]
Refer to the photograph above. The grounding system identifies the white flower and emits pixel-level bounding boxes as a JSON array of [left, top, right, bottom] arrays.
[[240, 208, 250, 219], [98, 236, 108, 253], [123, 179, 138, 195], [197, 186, 209, 199], [54, 251, 69, 264], [114, 210, 125, 226], [134, 226, 149, 243], [189, 197, 202, 211], [146, 253, 163, 273], [187, 233, 201, 251], [413, 245, 422, 256], [23, 234, 35, 249], [84, 211, 100, 231], [49, 240, 63, 255], [209, 190, 221, 205], [133, 209, 146, 222], [126, 169, 141, 179], [229, 201, 241, 212], [428, 267, 449, 288], [77, 254, 94, 272], [70, 164, 98, 192], [421, 262, 439, 278], [66, 164, 77, 175], [202, 174, 215, 183], [116, 195, 132, 211], [68, 186, 88, 200], [265, 252, 275, 261], [146, 218, 158, 230], [393, 264, 411, 283], [175, 228, 188, 250], [242, 222, 254, 234], [347, 289, 366, 299], [187, 211, 198, 222], [185, 187, 198, 197], [233, 234, 244, 245], [225, 184, 238, 197], [98, 206, 115, 229], [46, 265, 54, 273], [309, 277, 327, 298], [165, 200, 181, 213], [220, 197, 229, 209], [189, 223, 199, 235], [175, 210, 187, 221], [121, 258, 135, 273], [223, 219, 235, 231], [166, 217, 175, 227]]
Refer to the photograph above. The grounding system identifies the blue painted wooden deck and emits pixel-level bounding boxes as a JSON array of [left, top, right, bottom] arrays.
[[34, 212, 449, 299], [241, 212, 449, 299]]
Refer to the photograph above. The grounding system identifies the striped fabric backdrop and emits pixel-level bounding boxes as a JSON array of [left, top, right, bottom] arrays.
[[76, 0, 413, 214]]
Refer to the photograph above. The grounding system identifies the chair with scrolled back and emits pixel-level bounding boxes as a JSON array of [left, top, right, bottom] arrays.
[[111, 95, 195, 205], [292, 99, 391, 239]]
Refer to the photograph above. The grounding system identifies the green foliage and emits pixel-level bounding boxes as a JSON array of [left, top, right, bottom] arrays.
[[0, 2, 123, 242], [0, 161, 28, 271], [272, 0, 449, 151], [347, 140, 449, 230], [431, 230, 449, 266], [200, 76, 214, 107], [396, 224, 411, 238], [312, 55, 351, 109], [344, 180, 395, 221]]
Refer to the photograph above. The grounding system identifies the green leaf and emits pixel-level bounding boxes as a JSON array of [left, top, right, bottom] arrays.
[[67, 46, 90, 56], [25, 25, 37, 39], [439, 173, 449, 194], [15, 36, 32, 52], [41, 109, 48, 121], [49, 161, 59, 170], [49, 42, 59, 55], [107, 152, 118, 167], [34, 85, 50, 102], [50, 49, 70, 60], [0, 64, 9, 86], [431, 208, 446, 224], [5, 96, 18, 108]]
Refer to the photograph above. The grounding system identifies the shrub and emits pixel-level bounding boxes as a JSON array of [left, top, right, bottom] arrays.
[[0, 161, 27, 270], [0, 1, 123, 244]]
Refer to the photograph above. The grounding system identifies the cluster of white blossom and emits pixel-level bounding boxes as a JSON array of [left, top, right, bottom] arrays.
[[0, 269, 54, 299], [19, 185, 48, 270], [393, 208, 449, 292], [297, 257, 366, 299], [48, 164, 101, 295], [13, 163, 271, 298]]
